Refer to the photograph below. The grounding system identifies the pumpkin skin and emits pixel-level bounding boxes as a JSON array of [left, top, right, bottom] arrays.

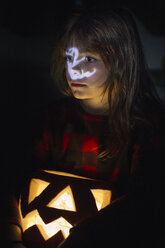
[[19, 170, 112, 248]]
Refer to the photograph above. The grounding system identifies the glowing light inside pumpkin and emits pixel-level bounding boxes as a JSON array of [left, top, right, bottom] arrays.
[[90, 189, 111, 211], [28, 179, 50, 204], [21, 209, 72, 240], [47, 185, 76, 211]]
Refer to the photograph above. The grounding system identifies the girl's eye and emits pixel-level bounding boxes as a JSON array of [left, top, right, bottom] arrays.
[[66, 55, 73, 62], [84, 56, 97, 63]]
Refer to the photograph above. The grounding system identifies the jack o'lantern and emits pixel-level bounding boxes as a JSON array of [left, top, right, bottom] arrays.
[[19, 170, 112, 248]]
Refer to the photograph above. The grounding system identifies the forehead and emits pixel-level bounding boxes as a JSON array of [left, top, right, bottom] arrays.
[[65, 44, 89, 55], [65, 47, 93, 58], [65, 34, 97, 54]]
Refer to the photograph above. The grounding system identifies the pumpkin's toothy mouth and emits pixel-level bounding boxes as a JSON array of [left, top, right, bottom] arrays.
[[20, 209, 72, 240]]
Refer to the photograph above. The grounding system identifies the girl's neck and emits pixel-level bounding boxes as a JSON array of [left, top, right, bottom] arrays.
[[79, 97, 109, 116]]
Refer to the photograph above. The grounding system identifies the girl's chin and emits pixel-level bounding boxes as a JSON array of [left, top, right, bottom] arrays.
[[72, 91, 88, 100]]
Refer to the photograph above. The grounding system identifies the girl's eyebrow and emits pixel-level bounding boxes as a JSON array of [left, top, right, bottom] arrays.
[[79, 51, 101, 59]]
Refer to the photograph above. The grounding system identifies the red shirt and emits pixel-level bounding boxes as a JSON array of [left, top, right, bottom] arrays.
[[31, 97, 165, 201]]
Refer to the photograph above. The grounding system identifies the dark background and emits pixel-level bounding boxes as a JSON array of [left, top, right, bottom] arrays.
[[1, 0, 165, 198]]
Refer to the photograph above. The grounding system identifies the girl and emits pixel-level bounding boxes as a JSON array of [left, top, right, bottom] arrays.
[[7, 7, 165, 248]]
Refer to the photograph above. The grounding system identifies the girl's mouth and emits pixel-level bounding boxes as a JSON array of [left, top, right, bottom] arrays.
[[71, 83, 87, 87]]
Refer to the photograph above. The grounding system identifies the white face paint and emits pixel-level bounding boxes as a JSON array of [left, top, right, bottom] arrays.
[[65, 46, 109, 105], [66, 47, 96, 80]]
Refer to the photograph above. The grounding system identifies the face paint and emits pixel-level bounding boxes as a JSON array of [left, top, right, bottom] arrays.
[[65, 46, 109, 104], [65, 47, 96, 80]]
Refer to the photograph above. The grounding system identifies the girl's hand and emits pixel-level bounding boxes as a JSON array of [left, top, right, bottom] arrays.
[[9, 243, 27, 248], [6, 224, 27, 248]]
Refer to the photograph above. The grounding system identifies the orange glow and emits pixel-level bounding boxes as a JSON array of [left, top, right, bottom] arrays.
[[20, 170, 112, 244], [44, 170, 93, 180], [28, 179, 50, 204], [20, 209, 72, 240], [47, 185, 76, 211], [90, 189, 111, 211]]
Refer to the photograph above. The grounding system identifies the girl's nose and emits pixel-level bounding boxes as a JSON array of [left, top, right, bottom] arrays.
[[72, 61, 84, 71], [71, 68, 82, 77], [69, 64, 84, 80]]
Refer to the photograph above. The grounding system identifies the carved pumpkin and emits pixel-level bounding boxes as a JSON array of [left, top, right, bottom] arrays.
[[19, 170, 112, 248]]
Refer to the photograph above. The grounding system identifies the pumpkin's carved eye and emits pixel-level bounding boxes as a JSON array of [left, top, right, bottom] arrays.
[[90, 189, 111, 211], [47, 185, 76, 211], [28, 179, 50, 204]]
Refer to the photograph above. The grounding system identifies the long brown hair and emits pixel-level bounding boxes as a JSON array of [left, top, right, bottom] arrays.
[[51, 8, 162, 159]]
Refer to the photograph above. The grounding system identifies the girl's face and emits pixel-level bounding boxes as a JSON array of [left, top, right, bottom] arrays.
[[65, 47, 109, 100]]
